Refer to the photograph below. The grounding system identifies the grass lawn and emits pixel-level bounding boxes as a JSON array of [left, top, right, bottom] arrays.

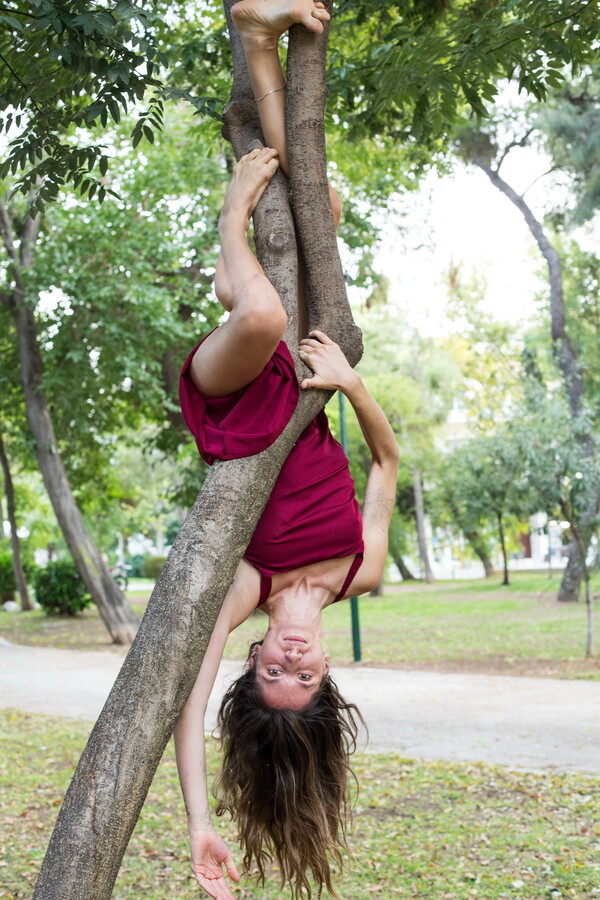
[[1, 573, 598, 679], [0, 710, 598, 900]]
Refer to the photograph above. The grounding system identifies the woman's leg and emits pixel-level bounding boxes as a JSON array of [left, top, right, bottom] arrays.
[[232, 0, 329, 175], [231, 0, 341, 338], [190, 147, 288, 397]]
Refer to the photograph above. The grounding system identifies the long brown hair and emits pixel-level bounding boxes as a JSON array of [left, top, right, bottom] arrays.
[[213, 642, 364, 898]]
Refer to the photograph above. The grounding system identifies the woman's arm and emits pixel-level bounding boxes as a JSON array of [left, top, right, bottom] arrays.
[[173, 560, 260, 898], [298, 331, 399, 593]]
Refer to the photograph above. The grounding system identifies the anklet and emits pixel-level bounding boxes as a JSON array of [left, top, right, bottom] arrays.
[[255, 84, 287, 102]]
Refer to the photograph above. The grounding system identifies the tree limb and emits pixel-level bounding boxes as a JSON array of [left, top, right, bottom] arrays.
[[32, 2, 362, 897], [19, 208, 41, 268], [0, 198, 17, 260], [473, 157, 584, 419]]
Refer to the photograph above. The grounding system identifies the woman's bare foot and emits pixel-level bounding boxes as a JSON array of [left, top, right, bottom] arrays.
[[231, 0, 330, 47], [219, 147, 279, 233]]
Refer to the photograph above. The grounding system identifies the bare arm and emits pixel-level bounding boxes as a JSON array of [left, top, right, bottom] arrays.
[[299, 331, 399, 593], [173, 560, 259, 897]]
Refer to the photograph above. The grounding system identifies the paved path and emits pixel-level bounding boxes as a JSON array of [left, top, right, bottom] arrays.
[[1, 639, 598, 774]]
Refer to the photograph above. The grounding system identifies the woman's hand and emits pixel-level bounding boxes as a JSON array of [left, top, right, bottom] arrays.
[[298, 330, 359, 393], [189, 828, 240, 899]]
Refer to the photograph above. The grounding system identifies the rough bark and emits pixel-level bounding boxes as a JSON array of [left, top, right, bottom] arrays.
[[474, 160, 597, 602], [0, 431, 32, 609], [0, 202, 139, 642], [32, 4, 362, 899], [412, 468, 434, 582], [286, 14, 362, 363]]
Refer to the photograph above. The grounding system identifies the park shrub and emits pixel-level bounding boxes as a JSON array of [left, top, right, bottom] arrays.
[[142, 556, 166, 580], [0, 553, 16, 603], [124, 554, 145, 578], [33, 560, 92, 616]]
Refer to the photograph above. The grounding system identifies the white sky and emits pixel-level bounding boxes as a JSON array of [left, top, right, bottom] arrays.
[[370, 149, 552, 337]]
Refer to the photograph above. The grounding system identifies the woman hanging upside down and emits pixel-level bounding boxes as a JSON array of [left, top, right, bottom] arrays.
[[174, 2, 399, 898]]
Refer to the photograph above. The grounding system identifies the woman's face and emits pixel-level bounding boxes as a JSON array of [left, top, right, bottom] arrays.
[[250, 624, 330, 710]]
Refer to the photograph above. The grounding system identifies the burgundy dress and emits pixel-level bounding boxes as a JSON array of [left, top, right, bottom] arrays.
[[179, 338, 364, 604]]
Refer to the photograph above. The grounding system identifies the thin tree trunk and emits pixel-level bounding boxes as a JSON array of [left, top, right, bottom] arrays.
[[394, 552, 416, 581], [563, 506, 594, 658], [0, 205, 138, 644], [412, 468, 434, 583], [0, 432, 32, 610], [474, 159, 597, 603], [497, 510, 509, 586], [33, 4, 362, 898], [466, 531, 495, 577]]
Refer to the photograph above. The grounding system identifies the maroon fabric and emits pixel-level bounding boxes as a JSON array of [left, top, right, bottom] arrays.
[[179, 335, 299, 465], [257, 552, 363, 607], [179, 337, 364, 597]]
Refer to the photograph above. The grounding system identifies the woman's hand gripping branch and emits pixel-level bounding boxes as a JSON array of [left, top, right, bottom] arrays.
[[189, 827, 240, 899], [298, 330, 359, 394]]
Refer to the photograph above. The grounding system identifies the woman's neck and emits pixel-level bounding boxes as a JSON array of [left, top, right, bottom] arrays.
[[263, 572, 329, 625]]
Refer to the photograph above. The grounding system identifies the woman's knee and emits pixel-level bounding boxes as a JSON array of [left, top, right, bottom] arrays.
[[234, 276, 288, 342], [328, 184, 342, 231]]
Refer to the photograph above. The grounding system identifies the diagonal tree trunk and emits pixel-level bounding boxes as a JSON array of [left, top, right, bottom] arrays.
[[0, 431, 32, 610], [0, 206, 139, 643], [474, 159, 597, 602], [33, 3, 362, 898], [465, 530, 495, 577]]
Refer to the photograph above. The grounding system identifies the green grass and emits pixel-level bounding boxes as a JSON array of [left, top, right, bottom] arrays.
[[1, 573, 599, 679], [1, 710, 598, 900]]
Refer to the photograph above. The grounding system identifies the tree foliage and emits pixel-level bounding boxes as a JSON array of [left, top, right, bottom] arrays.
[[329, 0, 600, 145], [0, 0, 222, 212]]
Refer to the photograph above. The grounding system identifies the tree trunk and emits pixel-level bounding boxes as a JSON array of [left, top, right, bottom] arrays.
[[0, 206, 139, 644], [370, 579, 383, 597], [394, 552, 416, 581], [497, 510, 509, 586], [286, 21, 362, 362], [0, 431, 32, 610], [33, 4, 362, 898], [563, 506, 595, 658], [466, 530, 495, 577], [474, 159, 597, 603], [412, 468, 434, 583], [557, 552, 583, 602]]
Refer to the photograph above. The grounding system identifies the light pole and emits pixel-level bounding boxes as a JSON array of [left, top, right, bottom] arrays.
[[338, 392, 362, 662]]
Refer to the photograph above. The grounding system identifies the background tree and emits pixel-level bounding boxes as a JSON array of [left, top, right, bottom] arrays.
[[441, 433, 531, 585], [431, 453, 496, 577], [511, 391, 599, 656], [455, 107, 598, 602], [0, 189, 139, 642]]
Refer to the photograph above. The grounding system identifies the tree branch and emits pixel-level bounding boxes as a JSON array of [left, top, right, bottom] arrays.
[[32, 2, 357, 898], [473, 158, 586, 424], [0, 198, 17, 260], [495, 129, 534, 171], [521, 164, 562, 198], [0, 53, 40, 113], [19, 208, 41, 268], [286, 0, 363, 365]]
